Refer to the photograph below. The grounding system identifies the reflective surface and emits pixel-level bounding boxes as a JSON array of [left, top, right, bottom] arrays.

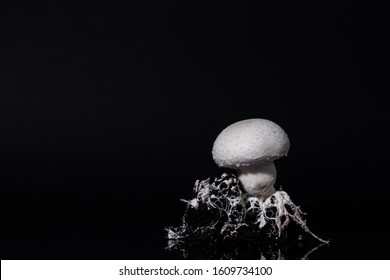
[[1, 0, 388, 262], [1, 200, 389, 259]]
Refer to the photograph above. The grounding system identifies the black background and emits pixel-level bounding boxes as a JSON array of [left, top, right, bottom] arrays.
[[1, 1, 388, 259]]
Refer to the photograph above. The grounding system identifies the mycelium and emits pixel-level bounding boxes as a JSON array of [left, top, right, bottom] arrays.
[[167, 119, 328, 256]]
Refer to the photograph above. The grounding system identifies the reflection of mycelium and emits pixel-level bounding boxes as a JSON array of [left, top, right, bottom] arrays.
[[167, 119, 328, 250]]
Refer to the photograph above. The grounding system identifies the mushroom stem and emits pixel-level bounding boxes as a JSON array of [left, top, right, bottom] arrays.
[[237, 161, 277, 200]]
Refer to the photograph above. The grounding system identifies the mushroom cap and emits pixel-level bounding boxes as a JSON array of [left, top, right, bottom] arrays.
[[212, 118, 290, 168]]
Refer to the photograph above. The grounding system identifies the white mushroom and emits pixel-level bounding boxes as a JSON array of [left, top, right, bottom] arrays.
[[212, 118, 290, 201]]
